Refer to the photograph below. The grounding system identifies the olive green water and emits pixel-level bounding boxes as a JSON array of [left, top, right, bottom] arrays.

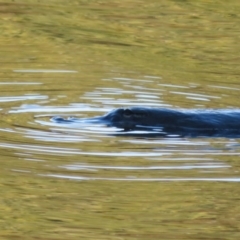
[[1, 0, 240, 239]]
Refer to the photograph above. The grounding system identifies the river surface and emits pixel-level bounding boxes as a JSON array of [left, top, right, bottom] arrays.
[[1, 1, 240, 239]]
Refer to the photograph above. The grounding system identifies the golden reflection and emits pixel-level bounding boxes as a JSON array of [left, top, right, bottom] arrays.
[[0, 0, 240, 239]]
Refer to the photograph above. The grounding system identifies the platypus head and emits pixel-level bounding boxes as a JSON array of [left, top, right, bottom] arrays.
[[52, 107, 182, 132], [102, 107, 157, 130]]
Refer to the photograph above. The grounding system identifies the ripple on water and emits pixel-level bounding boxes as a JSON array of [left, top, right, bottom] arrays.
[[0, 123, 236, 182], [1, 75, 240, 183]]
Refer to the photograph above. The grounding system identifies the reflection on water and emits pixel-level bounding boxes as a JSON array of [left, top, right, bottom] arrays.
[[0, 94, 48, 102], [42, 175, 240, 183], [1, 69, 240, 239], [13, 69, 78, 73], [1, 0, 240, 239], [2, 79, 240, 184], [1, 71, 240, 183]]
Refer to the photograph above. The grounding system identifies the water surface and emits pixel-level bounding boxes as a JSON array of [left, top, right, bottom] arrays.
[[1, 0, 240, 239]]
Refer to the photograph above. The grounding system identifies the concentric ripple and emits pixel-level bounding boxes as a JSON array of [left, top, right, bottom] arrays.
[[1, 74, 240, 182]]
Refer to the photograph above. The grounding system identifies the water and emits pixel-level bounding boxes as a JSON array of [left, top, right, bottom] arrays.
[[1, 1, 240, 239]]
